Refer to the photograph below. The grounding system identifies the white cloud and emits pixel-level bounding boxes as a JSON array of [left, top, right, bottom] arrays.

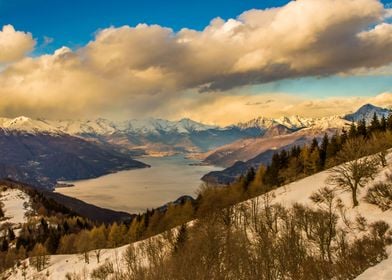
[[0, 25, 35, 63], [0, 0, 391, 120]]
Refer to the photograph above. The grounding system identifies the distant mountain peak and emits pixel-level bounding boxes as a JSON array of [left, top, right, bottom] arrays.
[[344, 103, 391, 122]]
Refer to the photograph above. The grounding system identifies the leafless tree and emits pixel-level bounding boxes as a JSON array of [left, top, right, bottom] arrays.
[[327, 138, 379, 207]]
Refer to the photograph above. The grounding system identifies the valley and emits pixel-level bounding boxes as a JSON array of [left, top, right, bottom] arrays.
[[55, 155, 222, 214], [2, 1, 392, 278]]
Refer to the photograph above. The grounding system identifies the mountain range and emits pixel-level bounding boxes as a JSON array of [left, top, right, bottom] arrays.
[[0, 103, 389, 189], [202, 104, 392, 184]]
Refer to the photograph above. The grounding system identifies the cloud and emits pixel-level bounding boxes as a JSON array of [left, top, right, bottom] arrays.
[[160, 92, 392, 126], [0, 25, 35, 63], [0, 0, 391, 120], [245, 100, 274, 106]]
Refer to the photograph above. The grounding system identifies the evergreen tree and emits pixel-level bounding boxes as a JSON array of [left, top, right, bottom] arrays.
[[279, 150, 289, 169], [348, 123, 357, 138], [357, 119, 367, 138], [370, 113, 381, 132], [263, 153, 282, 186], [310, 138, 319, 152], [340, 128, 348, 145], [44, 230, 60, 254], [327, 133, 339, 160], [241, 167, 256, 191], [290, 145, 301, 158], [319, 133, 329, 169], [387, 114, 392, 131], [380, 115, 387, 131]]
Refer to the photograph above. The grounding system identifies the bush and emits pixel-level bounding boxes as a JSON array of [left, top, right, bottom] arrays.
[[366, 175, 392, 211], [90, 260, 114, 280]]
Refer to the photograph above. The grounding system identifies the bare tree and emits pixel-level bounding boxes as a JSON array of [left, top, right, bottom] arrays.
[[327, 138, 379, 207]]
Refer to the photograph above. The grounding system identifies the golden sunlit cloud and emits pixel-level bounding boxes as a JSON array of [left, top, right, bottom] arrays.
[[0, 25, 35, 63], [0, 0, 391, 121]]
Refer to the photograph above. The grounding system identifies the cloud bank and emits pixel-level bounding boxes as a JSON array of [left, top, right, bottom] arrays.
[[0, 25, 35, 63], [0, 0, 391, 121]]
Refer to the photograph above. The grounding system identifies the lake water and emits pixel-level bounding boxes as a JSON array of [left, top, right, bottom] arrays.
[[55, 155, 222, 214]]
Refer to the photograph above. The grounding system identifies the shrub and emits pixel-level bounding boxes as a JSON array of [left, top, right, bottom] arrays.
[[366, 175, 392, 211]]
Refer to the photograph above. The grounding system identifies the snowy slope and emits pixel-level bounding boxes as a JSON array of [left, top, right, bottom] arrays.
[[5, 152, 392, 279], [355, 246, 392, 280], [48, 118, 220, 136], [0, 117, 62, 135], [236, 115, 313, 130], [0, 188, 32, 229], [344, 104, 391, 123]]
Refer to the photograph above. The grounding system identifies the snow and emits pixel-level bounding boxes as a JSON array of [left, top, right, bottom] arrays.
[[6, 245, 130, 280], [344, 104, 391, 123], [0, 188, 32, 229], [0, 103, 387, 138], [1, 102, 385, 137], [0, 117, 62, 135], [235, 114, 349, 132], [4, 152, 392, 279], [355, 246, 392, 280]]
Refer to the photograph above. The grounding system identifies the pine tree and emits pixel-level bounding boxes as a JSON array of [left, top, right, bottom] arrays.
[[319, 133, 329, 169], [327, 132, 339, 160], [263, 153, 281, 186], [45, 230, 60, 254], [349, 123, 357, 138], [310, 138, 319, 152], [387, 114, 392, 131], [340, 128, 348, 145], [370, 113, 381, 132], [380, 115, 387, 131], [241, 167, 256, 191], [357, 119, 367, 138]]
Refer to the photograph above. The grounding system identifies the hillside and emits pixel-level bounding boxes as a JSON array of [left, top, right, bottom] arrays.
[[201, 105, 392, 184], [0, 130, 147, 189], [4, 152, 392, 279], [0, 180, 134, 224]]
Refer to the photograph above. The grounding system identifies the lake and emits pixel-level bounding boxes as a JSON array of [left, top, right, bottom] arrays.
[[55, 155, 222, 214]]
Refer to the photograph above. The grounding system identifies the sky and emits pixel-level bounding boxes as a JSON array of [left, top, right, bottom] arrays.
[[0, 0, 391, 124]]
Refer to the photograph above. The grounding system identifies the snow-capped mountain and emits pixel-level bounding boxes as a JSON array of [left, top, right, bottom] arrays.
[[0, 116, 62, 134], [46, 118, 219, 136], [0, 103, 389, 158], [236, 115, 313, 131], [344, 103, 391, 123]]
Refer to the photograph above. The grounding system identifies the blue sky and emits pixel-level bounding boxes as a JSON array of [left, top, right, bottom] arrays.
[[0, 0, 390, 98], [0, 0, 290, 53], [0, 0, 391, 122]]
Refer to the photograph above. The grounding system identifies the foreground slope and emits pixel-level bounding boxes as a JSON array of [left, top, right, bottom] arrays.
[[5, 153, 392, 279]]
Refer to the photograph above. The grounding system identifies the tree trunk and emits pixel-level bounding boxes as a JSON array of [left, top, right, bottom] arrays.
[[352, 187, 359, 207]]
